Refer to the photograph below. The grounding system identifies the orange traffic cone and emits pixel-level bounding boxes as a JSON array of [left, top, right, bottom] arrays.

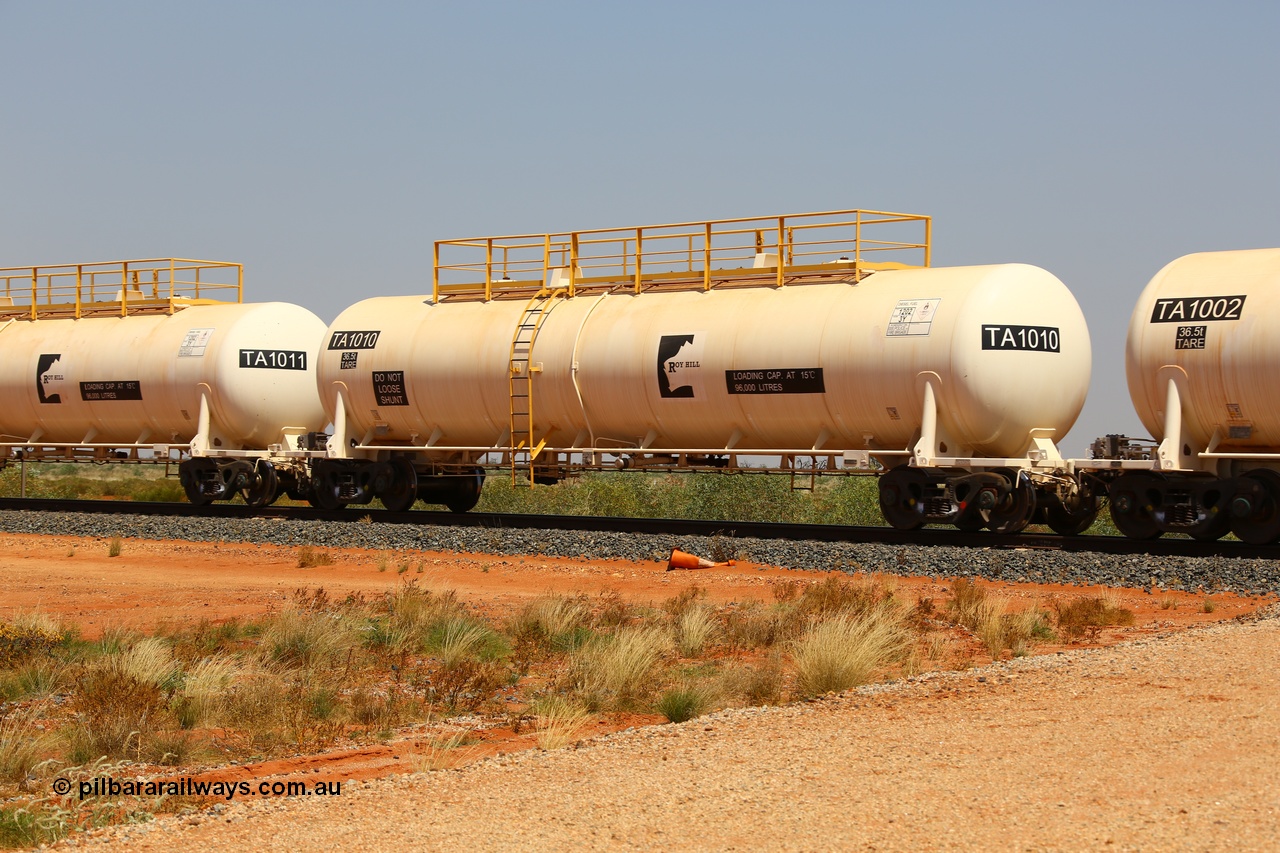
[[666, 548, 736, 571]]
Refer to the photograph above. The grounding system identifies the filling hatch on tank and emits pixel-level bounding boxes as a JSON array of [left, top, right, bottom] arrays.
[[178, 328, 214, 358], [657, 333, 706, 398], [885, 298, 941, 336], [373, 371, 409, 406], [725, 368, 825, 395]]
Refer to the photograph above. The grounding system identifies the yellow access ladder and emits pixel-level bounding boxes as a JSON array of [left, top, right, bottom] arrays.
[[508, 290, 564, 485]]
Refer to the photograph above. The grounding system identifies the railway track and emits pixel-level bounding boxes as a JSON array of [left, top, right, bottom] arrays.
[[2, 497, 1279, 561]]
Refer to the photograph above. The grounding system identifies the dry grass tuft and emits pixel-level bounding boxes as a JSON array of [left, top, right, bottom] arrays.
[[532, 696, 591, 750], [674, 605, 718, 657], [570, 626, 671, 710], [791, 606, 911, 698], [410, 730, 476, 772], [723, 602, 788, 650], [260, 609, 357, 670], [176, 655, 241, 728], [297, 546, 334, 568], [0, 703, 53, 787], [1053, 595, 1135, 642], [114, 637, 181, 689], [946, 578, 1054, 658], [510, 594, 593, 656], [719, 659, 785, 706]]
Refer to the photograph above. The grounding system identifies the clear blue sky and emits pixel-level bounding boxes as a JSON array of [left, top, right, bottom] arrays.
[[3, 1, 1278, 454]]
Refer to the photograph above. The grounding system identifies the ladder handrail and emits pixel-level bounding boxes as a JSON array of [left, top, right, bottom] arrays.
[[507, 289, 565, 485]]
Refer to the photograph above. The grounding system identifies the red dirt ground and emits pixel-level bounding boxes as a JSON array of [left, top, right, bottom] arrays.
[[1, 532, 1270, 794]]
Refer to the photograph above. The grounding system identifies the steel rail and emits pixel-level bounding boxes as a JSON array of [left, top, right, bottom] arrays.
[[2, 497, 1279, 560]]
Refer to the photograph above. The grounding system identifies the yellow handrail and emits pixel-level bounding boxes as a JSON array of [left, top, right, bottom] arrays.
[[433, 209, 931, 301], [0, 258, 243, 319]]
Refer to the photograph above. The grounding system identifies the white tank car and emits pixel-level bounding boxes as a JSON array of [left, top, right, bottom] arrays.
[[0, 302, 326, 449], [0, 259, 328, 507], [315, 210, 1091, 532], [320, 265, 1087, 457], [1109, 248, 1280, 543]]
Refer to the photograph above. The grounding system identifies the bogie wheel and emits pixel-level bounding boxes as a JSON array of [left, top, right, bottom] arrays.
[[307, 465, 348, 511], [985, 469, 1037, 534], [1229, 469, 1280, 545], [877, 466, 927, 531], [444, 467, 485, 514], [179, 458, 219, 507], [241, 463, 279, 509], [379, 458, 419, 512], [1108, 474, 1162, 540], [1044, 489, 1098, 537]]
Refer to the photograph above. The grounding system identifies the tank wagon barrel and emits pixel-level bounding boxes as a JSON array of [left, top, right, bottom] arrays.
[[313, 209, 1094, 532], [0, 258, 328, 507]]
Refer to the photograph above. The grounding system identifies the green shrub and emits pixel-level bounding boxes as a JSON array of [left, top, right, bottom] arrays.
[[656, 685, 713, 723]]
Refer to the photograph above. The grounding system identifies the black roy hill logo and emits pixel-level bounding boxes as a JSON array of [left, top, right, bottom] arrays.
[[1150, 295, 1245, 323], [981, 325, 1060, 352], [328, 330, 380, 350]]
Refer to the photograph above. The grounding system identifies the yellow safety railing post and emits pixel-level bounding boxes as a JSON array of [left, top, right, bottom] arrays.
[[854, 210, 862, 264], [485, 238, 493, 301], [75, 265, 83, 319], [703, 222, 711, 291], [633, 228, 643, 294], [776, 217, 785, 288], [29, 268, 36, 320], [569, 232, 579, 298], [432, 241, 440, 302], [542, 234, 552, 295], [121, 262, 129, 317], [924, 217, 933, 267]]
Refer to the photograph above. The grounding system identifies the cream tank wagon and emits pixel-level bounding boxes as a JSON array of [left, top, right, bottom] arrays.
[[1086, 248, 1280, 544], [0, 259, 328, 506], [313, 210, 1094, 533]]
